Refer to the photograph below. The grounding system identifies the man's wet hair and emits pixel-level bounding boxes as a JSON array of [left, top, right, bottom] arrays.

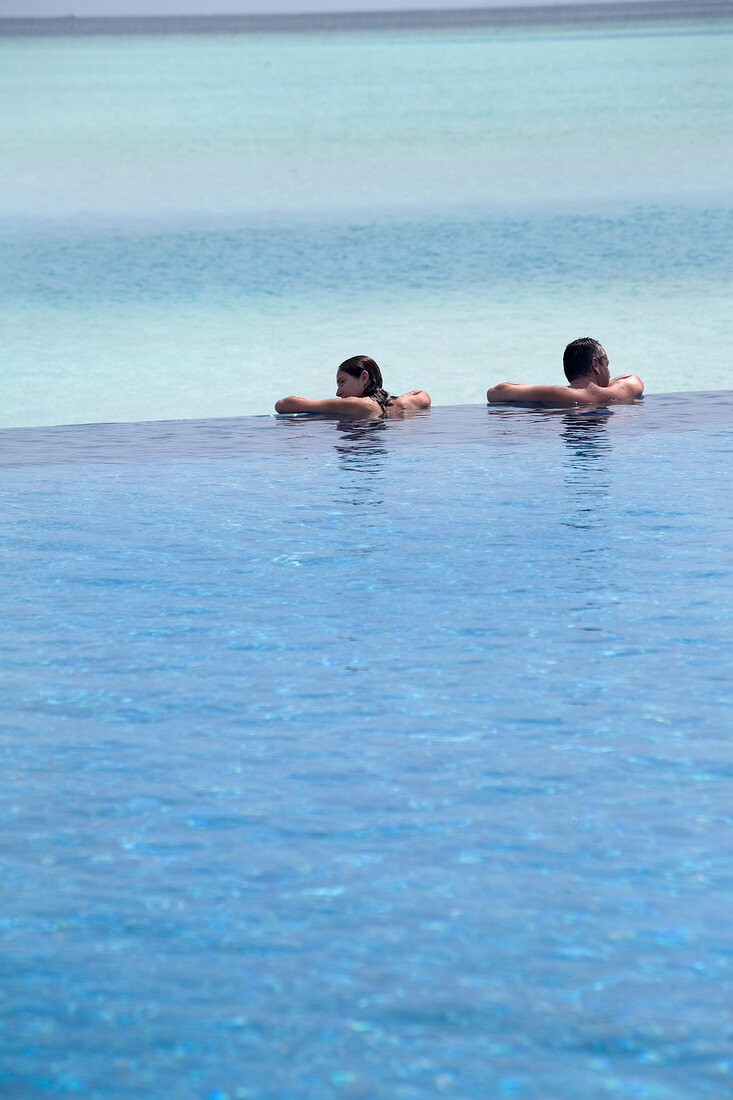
[[563, 337, 605, 382]]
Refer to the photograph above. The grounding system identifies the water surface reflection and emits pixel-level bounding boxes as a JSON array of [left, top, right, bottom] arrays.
[[332, 418, 389, 509], [558, 410, 619, 655]]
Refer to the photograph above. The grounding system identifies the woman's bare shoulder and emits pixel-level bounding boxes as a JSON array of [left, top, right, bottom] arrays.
[[390, 390, 431, 411]]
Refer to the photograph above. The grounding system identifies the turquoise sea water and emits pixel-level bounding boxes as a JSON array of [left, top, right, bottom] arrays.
[[2, 16, 732, 427]]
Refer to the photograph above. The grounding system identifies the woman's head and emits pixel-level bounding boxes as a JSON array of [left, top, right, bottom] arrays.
[[336, 355, 385, 399]]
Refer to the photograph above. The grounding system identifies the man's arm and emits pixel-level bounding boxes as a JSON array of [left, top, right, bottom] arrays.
[[274, 396, 379, 418], [486, 382, 587, 406]]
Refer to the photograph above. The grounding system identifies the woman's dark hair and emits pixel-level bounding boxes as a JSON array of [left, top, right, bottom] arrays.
[[338, 355, 394, 409]]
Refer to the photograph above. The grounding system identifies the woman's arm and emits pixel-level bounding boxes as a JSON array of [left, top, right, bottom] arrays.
[[275, 396, 381, 418]]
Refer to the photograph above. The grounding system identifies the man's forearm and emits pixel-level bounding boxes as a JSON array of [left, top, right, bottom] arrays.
[[487, 382, 523, 402]]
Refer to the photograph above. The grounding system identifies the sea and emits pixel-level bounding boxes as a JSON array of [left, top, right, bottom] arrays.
[[1, 3, 732, 426], [2, 7, 733, 1100]]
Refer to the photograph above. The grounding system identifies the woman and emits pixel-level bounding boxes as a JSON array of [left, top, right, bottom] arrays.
[[275, 355, 431, 419]]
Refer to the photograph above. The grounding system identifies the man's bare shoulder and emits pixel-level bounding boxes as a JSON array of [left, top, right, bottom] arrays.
[[604, 375, 644, 402]]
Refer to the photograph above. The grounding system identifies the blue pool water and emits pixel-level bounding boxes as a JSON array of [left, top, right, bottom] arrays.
[[2, 394, 732, 1099]]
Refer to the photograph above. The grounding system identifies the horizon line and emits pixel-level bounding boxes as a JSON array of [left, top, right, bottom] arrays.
[[2, 1, 732, 36]]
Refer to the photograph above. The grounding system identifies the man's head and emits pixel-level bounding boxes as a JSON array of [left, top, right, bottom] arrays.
[[563, 338, 609, 385]]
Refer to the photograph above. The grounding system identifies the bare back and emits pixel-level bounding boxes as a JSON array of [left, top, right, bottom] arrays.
[[486, 375, 643, 408], [275, 390, 431, 419]]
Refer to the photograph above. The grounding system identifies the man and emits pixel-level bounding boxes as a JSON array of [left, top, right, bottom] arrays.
[[486, 338, 644, 407]]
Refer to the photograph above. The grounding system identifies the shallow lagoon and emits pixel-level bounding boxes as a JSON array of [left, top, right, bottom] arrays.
[[2, 16, 733, 425], [2, 394, 732, 1098]]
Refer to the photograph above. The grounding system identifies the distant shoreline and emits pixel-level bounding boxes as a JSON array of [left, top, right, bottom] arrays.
[[2, 1, 731, 37]]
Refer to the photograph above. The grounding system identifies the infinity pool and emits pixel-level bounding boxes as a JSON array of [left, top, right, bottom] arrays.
[[2, 395, 732, 1099]]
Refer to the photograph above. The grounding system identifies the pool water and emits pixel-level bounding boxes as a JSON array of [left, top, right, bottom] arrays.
[[1, 395, 732, 1099]]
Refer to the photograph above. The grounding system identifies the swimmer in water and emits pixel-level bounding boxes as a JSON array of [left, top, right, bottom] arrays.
[[275, 355, 431, 419], [486, 338, 644, 407]]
